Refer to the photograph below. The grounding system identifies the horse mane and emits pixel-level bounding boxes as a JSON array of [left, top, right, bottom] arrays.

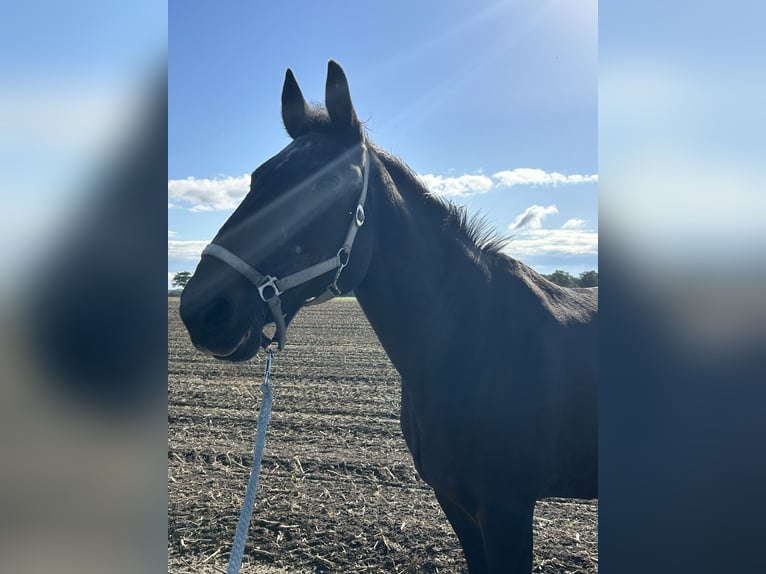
[[370, 144, 511, 257], [444, 202, 512, 255]]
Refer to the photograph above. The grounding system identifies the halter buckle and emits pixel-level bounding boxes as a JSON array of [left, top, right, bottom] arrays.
[[257, 276, 282, 302]]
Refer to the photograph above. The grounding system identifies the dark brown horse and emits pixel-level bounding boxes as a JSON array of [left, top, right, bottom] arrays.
[[180, 60, 597, 574]]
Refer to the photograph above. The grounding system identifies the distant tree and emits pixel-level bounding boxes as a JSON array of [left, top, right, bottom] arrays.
[[578, 270, 598, 287], [544, 270, 576, 288], [172, 271, 192, 289]]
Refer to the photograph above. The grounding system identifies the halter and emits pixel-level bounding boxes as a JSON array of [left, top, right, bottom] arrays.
[[201, 144, 370, 351]]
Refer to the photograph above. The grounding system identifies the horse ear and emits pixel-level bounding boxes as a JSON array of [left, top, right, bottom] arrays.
[[325, 60, 358, 128], [281, 68, 309, 139]]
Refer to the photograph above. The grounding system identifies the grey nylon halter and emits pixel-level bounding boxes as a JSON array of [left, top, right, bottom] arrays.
[[201, 144, 370, 351]]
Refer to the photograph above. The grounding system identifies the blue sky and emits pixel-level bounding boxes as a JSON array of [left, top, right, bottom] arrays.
[[169, 0, 598, 287]]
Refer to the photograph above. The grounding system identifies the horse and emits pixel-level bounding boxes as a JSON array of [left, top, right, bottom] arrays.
[[179, 60, 597, 574]]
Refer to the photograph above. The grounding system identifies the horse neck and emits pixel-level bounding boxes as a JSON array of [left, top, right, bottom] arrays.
[[353, 152, 493, 376]]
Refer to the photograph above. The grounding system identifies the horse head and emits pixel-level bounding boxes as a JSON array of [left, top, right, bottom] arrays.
[[180, 61, 374, 361]]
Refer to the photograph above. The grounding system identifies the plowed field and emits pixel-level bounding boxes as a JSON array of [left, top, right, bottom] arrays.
[[168, 297, 597, 573]]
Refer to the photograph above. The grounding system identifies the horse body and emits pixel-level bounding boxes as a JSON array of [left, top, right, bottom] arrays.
[[352, 151, 597, 571], [180, 61, 597, 574]]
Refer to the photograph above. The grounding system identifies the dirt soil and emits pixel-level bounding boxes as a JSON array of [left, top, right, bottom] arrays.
[[168, 298, 597, 573]]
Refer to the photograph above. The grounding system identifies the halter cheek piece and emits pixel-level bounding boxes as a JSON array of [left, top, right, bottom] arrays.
[[201, 145, 370, 351]]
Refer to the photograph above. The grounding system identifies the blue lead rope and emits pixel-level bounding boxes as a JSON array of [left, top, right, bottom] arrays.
[[226, 349, 275, 574]]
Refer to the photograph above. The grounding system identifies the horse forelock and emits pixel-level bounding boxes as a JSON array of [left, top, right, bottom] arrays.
[[285, 102, 366, 142]]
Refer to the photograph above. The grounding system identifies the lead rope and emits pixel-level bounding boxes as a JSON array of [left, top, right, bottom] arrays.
[[226, 348, 275, 574]]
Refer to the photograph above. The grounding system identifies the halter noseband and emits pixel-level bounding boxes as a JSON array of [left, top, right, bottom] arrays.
[[201, 144, 371, 351]]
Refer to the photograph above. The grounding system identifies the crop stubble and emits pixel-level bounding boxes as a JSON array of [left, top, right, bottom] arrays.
[[168, 298, 597, 573]]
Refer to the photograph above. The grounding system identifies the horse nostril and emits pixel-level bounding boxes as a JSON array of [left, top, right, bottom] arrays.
[[201, 297, 231, 329]]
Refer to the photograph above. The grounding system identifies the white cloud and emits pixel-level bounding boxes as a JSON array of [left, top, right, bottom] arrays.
[[509, 204, 559, 231], [419, 173, 493, 197], [168, 240, 209, 260], [505, 229, 598, 257], [504, 207, 597, 257], [418, 168, 597, 198], [561, 218, 586, 229], [168, 229, 176, 237], [168, 174, 250, 211], [493, 169, 598, 188]]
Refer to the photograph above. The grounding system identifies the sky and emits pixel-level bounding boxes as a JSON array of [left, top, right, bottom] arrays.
[[168, 0, 598, 288]]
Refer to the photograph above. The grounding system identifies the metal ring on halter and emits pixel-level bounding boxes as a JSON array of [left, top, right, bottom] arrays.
[[257, 276, 282, 302], [328, 248, 350, 296], [337, 247, 350, 270]]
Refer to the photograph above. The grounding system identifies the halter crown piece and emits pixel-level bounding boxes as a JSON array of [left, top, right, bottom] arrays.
[[201, 144, 371, 351]]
